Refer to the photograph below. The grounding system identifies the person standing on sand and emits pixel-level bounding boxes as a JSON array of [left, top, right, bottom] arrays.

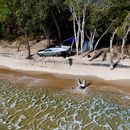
[[66, 57, 73, 66]]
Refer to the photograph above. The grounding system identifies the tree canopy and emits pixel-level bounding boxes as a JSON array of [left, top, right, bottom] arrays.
[[0, 0, 129, 48]]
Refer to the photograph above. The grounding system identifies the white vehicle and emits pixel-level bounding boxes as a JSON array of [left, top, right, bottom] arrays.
[[37, 46, 70, 57]]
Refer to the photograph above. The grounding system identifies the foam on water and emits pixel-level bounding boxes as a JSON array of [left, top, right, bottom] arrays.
[[124, 95, 130, 100], [0, 81, 130, 130]]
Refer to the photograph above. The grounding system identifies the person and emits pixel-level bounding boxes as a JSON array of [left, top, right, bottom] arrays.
[[77, 79, 86, 89], [66, 57, 73, 66]]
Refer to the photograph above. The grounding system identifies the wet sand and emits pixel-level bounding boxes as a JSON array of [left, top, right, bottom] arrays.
[[0, 67, 130, 95], [0, 68, 74, 89]]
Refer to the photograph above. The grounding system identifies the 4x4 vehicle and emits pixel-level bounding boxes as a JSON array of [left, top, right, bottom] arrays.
[[37, 46, 70, 57]]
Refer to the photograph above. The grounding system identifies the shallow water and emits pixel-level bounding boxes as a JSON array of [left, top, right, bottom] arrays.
[[0, 80, 130, 130]]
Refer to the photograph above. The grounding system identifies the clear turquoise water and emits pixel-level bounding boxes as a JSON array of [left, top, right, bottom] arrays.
[[0, 81, 130, 130]]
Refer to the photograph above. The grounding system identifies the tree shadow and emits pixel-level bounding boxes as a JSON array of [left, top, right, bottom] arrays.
[[113, 58, 121, 69]]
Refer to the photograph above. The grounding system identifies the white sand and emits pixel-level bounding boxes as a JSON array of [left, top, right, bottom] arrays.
[[0, 55, 130, 81]]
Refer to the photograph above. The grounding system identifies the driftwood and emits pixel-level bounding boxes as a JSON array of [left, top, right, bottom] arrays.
[[119, 53, 130, 60], [81, 50, 94, 57], [89, 50, 104, 61]]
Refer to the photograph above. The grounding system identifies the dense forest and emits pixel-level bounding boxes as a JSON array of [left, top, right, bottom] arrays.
[[0, 0, 130, 58]]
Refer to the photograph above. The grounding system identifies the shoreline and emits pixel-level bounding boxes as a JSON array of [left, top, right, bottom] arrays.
[[0, 55, 130, 80], [0, 55, 130, 95]]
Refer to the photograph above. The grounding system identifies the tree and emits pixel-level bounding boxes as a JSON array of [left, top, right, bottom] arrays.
[[17, 0, 38, 59], [0, 0, 19, 39], [110, 28, 118, 70], [47, 0, 65, 44], [117, 13, 130, 60], [121, 26, 130, 60], [92, 0, 129, 50], [86, 0, 112, 51], [105, 0, 130, 69], [34, 0, 50, 45], [65, 0, 89, 55]]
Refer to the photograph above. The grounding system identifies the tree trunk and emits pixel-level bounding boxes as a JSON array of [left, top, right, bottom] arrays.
[[89, 32, 93, 51], [89, 29, 96, 51], [121, 38, 125, 60], [25, 31, 31, 59], [51, 10, 62, 45], [110, 28, 118, 70], [121, 26, 130, 60], [72, 14, 79, 55], [80, 6, 86, 53], [17, 42, 23, 52], [71, 7, 80, 55], [94, 22, 113, 50], [80, 29, 84, 53], [70, 4, 88, 55], [76, 18, 81, 55]]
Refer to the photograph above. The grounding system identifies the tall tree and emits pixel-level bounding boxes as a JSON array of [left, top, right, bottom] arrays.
[[0, 0, 19, 38], [17, 0, 37, 59], [117, 13, 130, 60], [110, 28, 118, 70], [34, 0, 50, 45], [93, 0, 129, 50], [86, 0, 112, 51], [47, 0, 65, 44], [65, 0, 89, 55]]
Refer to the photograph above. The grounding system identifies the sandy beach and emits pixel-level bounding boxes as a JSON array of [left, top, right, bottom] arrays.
[[0, 53, 130, 80], [0, 42, 130, 95], [0, 54, 130, 95]]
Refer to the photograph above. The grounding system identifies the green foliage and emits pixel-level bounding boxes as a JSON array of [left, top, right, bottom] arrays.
[[65, 0, 88, 16], [87, 0, 111, 30], [105, 0, 129, 31], [0, 0, 19, 39], [87, 0, 130, 39], [0, 0, 18, 22], [0, 0, 129, 44], [117, 12, 130, 37], [16, 0, 37, 33]]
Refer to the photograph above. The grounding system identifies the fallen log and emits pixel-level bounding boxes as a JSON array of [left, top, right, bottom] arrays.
[[81, 50, 94, 57], [122, 54, 130, 59], [89, 50, 104, 61], [116, 53, 130, 60]]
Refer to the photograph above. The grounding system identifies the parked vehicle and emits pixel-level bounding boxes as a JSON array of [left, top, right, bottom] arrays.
[[37, 46, 70, 57], [37, 37, 75, 57]]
